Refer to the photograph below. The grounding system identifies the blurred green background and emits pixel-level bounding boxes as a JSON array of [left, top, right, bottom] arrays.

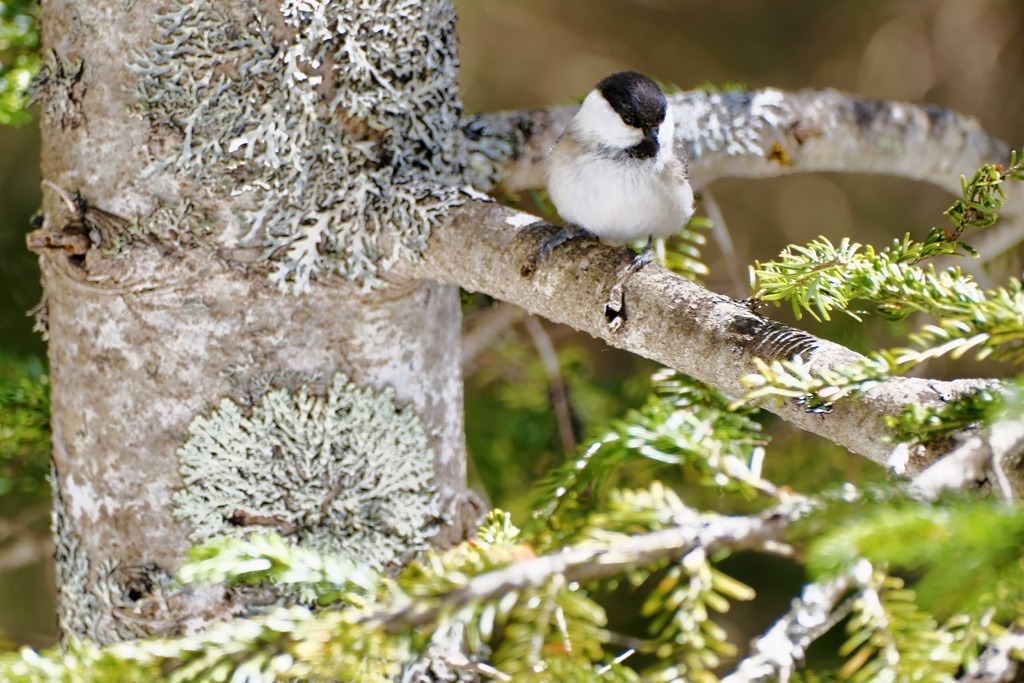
[[2, 0, 1023, 649]]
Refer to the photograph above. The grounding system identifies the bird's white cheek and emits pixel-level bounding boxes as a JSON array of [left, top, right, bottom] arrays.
[[573, 90, 643, 149]]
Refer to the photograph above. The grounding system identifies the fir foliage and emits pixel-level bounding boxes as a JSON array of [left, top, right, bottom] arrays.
[[751, 153, 1024, 323], [0, 606, 403, 683], [530, 370, 773, 550], [660, 215, 710, 283], [807, 495, 1024, 621], [0, 353, 49, 501], [0, 484, 773, 681], [581, 485, 758, 681], [180, 533, 384, 607], [399, 512, 619, 681], [743, 153, 1024, 418], [885, 382, 1004, 446], [1, 377, 1023, 680]]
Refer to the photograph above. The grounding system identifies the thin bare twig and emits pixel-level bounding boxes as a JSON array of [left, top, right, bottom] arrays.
[[462, 302, 525, 370], [702, 189, 747, 300], [522, 315, 576, 454]]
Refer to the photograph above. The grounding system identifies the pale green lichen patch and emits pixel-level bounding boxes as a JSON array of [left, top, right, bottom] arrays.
[[174, 374, 435, 571], [131, 0, 466, 291]]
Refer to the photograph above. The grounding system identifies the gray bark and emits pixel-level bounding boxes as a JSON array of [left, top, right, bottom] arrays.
[[398, 199, 1001, 475], [32, 0, 477, 643]]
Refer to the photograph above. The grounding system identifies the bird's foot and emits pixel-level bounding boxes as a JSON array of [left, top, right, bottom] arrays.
[[531, 224, 587, 270], [631, 236, 654, 271]]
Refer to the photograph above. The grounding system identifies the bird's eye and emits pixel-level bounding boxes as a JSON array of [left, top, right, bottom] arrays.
[[622, 115, 637, 127]]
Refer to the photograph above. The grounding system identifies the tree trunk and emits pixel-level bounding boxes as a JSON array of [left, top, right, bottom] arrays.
[[30, 0, 476, 643]]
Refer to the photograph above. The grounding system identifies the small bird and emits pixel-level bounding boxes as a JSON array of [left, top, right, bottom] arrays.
[[541, 71, 695, 270]]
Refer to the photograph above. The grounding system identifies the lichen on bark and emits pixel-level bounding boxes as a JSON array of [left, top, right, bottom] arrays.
[[130, 0, 468, 291], [174, 374, 436, 571]]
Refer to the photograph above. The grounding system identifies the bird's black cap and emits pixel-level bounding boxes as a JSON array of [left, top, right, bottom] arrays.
[[596, 71, 667, 132]]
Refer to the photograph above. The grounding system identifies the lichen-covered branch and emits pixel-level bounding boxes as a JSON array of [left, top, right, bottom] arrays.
[[959, 628, 1024, 683], [464, 88, 1010, 197], [722, 564, 863, 683], [396, 199, 998, 473], [464, 89, 1024, 283], [910, 414, 1024, 500]]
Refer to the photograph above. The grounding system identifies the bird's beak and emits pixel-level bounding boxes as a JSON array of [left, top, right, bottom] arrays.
[[644, 128, 659, 145]]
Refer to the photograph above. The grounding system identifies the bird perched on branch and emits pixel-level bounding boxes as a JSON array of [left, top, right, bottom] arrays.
[[540, 71, 695, 270]]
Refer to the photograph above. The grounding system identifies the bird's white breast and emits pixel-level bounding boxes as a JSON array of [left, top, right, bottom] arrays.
[[548, 109, 694, 245]]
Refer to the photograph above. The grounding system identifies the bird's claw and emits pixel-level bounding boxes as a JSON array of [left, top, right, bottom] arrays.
[[631, 236, 654, 271], [530, 224, 586, 271]]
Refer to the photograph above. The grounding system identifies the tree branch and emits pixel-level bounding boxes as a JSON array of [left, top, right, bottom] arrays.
[[464, 88, 1010, 196], [397, 199, 998, 473], [723, 564, 864, 683], [438, 87, 1020, 476], [910, 414, 1024, 500], [378, 502, 800, 633], [958, 627, 1024, 683]]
